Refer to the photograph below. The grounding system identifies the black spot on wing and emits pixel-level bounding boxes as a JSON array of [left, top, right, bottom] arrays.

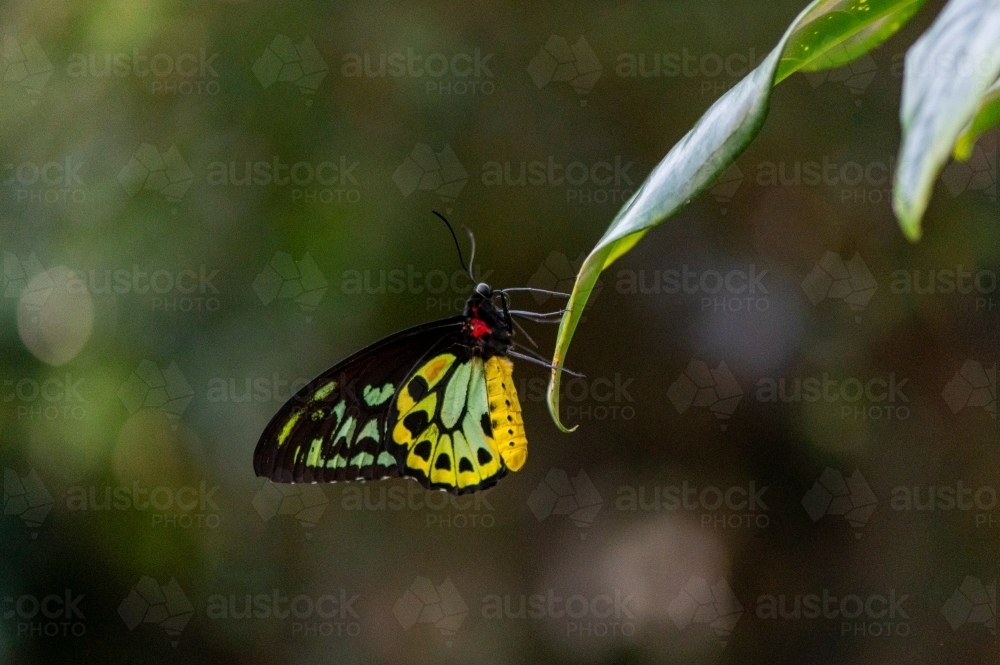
[[407, 375, 429, 402], [413, 440, 432, 461], [434, 453, 451, 471], [459, 457, 473, 473], [404, 411, 429, 439], [480, 412, 493, 437], [477, 448, 493, 465]]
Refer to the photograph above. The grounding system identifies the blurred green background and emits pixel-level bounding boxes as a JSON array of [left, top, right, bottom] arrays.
[[2, 0, 999, 663]]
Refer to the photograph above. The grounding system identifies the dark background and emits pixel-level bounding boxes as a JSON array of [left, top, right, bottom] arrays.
[[2, 0, 998, 663]]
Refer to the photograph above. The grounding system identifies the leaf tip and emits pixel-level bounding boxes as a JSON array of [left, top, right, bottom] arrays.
[[898, 214, 923, 242], [546, 368, 579, 433], [952, 136, 974, 162], [893, 185, 926, 243], [546, 402, 578, 433]]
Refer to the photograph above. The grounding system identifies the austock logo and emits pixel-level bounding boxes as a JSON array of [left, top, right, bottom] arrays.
[[65, 47, 221, 96], [340, 46, 495, 97], [616, 263, 771, 315], [480, 155, 635, 205], [205, 373, 310, 404], [942, 576, 996, 635], [669, 577, 912, 642], [3, 468, 54, 538], [254, 35, 328, 104], [393, 143, 468, 203], [616, 479, 769, 530], [2, 36, 54, 99], [528, 35, 601, 105], [118, 143, 194, 202], [527, 468, 603, 535], [4, 156, 86, 205], [891, 480, 1000, 529], [755, 372, 911, 423], [338, 262, 491, 314], [3, 252, 53, 311], [64, 264, 222, 314], [2, 589, 86, 638], [755, 587, 910, 638], [117, 359, 194, 423], [127, 143, 363, 207], [3, 372, 87, 422], [519, 372, 635, 423], [393, 577, 468, 647], [337, 483, 496, 529], [615, 47, 764, 99], [890, 264, 1000, 312], [5, 257, 220, 314], [801, 468, 877, 538], [65, 480, 221, 529], [253, 251, 329, 316], [942, 134, 996, 203], [206, 588, 361, 638], [667, 359, 743, 430], [480, 587, 636, 638], [668, 577, 742, 646], [528, 252, 587, 301], [942, 360, 996, 419], [806, 467, 1000, 533], [528, 252, 602, 311], [118, 576, 194, 647], [252, 481, 328, 537], [709, 164, 743, 213], [801, 251, 877, 321], [803, 50, 878, 105], [206, 155, 361, 204], [755, 155, 897, 206]]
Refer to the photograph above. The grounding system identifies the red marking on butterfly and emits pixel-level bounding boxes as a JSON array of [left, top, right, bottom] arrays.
[[469, 318, 491, 339]]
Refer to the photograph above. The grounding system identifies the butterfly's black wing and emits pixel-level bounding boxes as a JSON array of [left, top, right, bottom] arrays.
[[253, 316, 466, 483]]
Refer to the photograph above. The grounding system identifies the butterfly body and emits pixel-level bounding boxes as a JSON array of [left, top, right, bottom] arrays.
[[254, 284, 528, 494]]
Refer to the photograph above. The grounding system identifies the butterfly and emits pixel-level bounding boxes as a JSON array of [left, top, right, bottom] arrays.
[[253, 215, 568, 494]]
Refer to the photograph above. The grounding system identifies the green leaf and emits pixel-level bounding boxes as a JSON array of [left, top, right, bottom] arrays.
[[893, 0, 1000, 240], [953, 77, 1000, 161], [546, 0, 926, 432], [778, 0, 925, 80]]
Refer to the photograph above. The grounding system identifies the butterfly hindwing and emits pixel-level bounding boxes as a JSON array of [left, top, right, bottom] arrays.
[[253, 317, 466, 484], [484, 356, 528, 472], [390, 349, 509, 494]]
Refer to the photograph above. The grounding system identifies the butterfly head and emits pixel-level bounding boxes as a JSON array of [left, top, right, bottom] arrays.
[[464, 283, 513, 351]]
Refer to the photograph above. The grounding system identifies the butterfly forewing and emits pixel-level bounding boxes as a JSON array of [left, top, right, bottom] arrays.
[[253, 318, 465, 484]]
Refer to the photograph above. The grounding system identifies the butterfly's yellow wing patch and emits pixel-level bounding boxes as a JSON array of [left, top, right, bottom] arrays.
[[390, 352, 524, 493], [485, 356, 527, 472]]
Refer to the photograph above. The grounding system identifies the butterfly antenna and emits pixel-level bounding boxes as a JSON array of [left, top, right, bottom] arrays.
[[432, 211, 473, 281], [463, 226, 476, 279]]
